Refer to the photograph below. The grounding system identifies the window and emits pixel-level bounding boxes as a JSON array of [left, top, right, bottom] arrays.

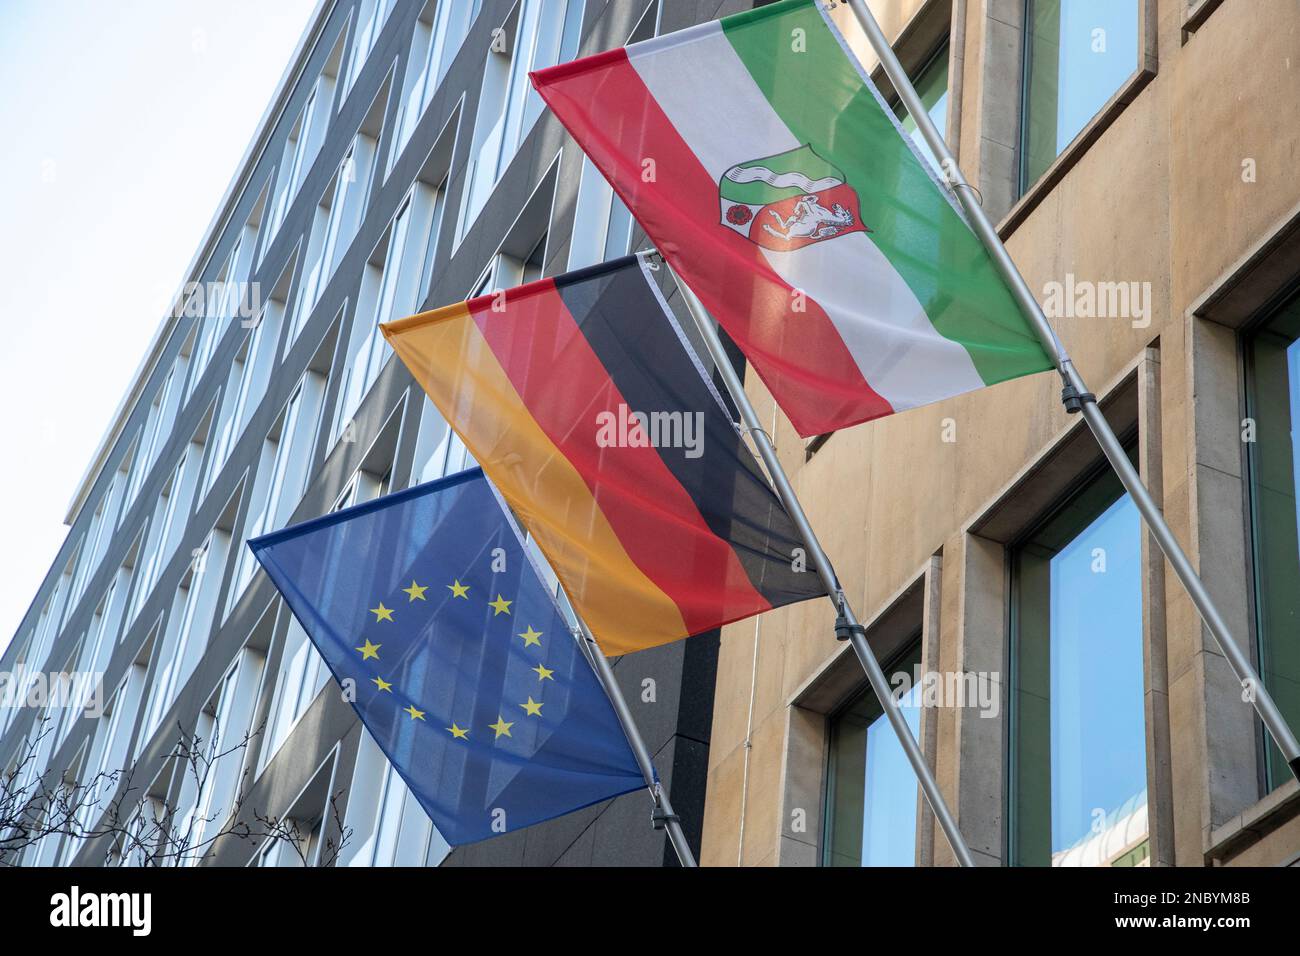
[[141, 525, 234, 745], [409, 396, 470, 487], [68, 479, 120, 608], [456, 0, 584, 242], [30, 571, 71, 674], [292, 148, 364, 341], [123, 361, 183, 510], [568, 156, 635, 270], [74, 580, 125, 718], [114, 434, 142, 529], [49, 637, 86, 752], [564, 2, 653, 270], [339, 730, 448, 866], [265, 89, 323, 250], [391, 0, 482, 164], [188, 230, 255, 398], [65, 659, 145, 861], [892, 42, 949, 174], [260, 468, 390, 771], [471, 232, 548, 303], [130, 449, 197, 623], [110, 532, 142, 647], [343, 0, 397, 99], [1021, 0, 1140, 191], [202, 291, 287, 498], [331, 189, 438, 441], [1010, 462, 1147, 866], [1243, 290, 1300, 791], [173, 645, 265, 864], [1, 632, 33, 737], [823, 641, 922, 866], [416, 174, 448, 297], [111, 790, 168, 867], [228, 372, 327, 605]]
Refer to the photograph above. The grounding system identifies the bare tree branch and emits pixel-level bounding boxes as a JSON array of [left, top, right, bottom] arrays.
[[0, 716, 352, 868]]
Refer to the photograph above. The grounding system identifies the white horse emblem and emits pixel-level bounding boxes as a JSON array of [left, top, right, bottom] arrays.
[[761, 194, 856, 243]]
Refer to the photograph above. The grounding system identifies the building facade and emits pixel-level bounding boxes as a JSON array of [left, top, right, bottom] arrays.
[[7, 0, 1300, 871], [700, 0, 1300, 867], [0, 0, 728, 868]]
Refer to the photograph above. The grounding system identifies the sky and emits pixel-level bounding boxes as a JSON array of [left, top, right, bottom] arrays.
[[0, 0, 319, 651]]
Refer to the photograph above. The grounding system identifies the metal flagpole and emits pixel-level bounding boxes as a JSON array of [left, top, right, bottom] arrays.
[[662, 258, 978, 868], [494, 488, 697, 865], [846, 0, 1300, 779], [570, 618, 698, 867]]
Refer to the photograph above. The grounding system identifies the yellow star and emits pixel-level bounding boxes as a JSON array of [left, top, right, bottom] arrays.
[[518, 625, 542, 647], [370, 602, 394, 622], [520, 697, 543, 717], [446, 723, 469, 740], [355, 639, 381, 661], [489, 715, 514, 738], [533, 663, 555, 682], [489, 594, 512, 616], [371, 676, 393, 692], [447, 579, 470, 599], [402, 580, 427, 601], [404, 704, 426, 721]]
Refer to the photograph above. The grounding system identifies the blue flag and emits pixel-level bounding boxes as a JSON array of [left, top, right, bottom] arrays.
[[249, 468, 645, 846]]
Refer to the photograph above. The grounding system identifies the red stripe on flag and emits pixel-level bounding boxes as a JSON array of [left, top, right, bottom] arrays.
[[468, 282, 775, 636], [531, 51, 894, 437]]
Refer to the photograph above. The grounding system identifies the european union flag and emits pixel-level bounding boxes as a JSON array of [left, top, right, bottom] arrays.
[[249, 468, 645, 846]]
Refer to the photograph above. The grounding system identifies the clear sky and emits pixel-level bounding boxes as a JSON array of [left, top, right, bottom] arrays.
[[0, 0, 318, 652]]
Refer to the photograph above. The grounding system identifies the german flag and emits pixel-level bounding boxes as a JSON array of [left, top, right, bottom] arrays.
[[382, 254, 825, 655]]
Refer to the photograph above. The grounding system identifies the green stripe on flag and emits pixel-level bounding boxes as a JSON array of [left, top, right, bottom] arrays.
[[720, 0, 1051, 387]]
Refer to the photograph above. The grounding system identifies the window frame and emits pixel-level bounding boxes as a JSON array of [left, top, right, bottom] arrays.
[[1005, 438, 1147, 867]]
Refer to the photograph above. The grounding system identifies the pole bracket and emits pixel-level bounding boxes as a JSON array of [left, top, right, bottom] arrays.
[[1060, 381, 1095, 415], [833, 593, 866, 643], [651, 805, 681, 830]]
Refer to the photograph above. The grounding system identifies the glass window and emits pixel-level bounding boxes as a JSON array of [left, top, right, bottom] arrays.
[[338, 730, 449, 867], [343, 0, 396, 99], [824, 641, 923, 866], [416, 176, 448, 298], [1011, 462, 1148, 866], [568, 156, 635, 270], [266, 89, 319, 245], [409, 396, 471, 487], [457, 0, 584, 242], [1021, 0, 1139, 191], [294, 153, 355, 341], [392, 0, 483, 161], [1244, 290, 1300, 791], [893, 42, 949, 175], [333, 200, 413, 440], [130, 451, 193, 623]]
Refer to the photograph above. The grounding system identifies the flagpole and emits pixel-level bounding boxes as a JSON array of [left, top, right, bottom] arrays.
[[846, 0, 1300, 779], [662, 258, 978, 868], [570, 620, 699, 867]]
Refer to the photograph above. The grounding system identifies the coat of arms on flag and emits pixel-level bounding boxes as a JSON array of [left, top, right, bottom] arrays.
[[718, 144, 868, 252]]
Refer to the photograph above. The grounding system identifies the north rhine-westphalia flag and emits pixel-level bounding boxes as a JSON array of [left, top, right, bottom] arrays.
[[381, 254, 826, 656], [531, 0, 1053, 437], [250, 468, 645, 846]]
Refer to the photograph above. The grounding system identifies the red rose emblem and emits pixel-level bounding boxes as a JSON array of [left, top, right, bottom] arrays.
[[726, 204, 752, 226]]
